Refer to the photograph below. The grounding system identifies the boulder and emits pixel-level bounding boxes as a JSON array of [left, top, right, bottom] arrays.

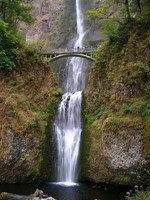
[[0, 189, 56, 200]]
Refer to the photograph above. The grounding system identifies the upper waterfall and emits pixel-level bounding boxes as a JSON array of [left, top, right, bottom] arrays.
[[75, 0, 84, 47]]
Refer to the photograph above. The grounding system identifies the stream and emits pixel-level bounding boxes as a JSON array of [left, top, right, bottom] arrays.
[[0, 182, 128, 200]]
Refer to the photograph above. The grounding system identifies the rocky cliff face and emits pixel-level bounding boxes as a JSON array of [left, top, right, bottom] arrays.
[[20, 0, 77, 48], [0, 50, 61, 183], [20, 0, 104, 48], [20, 0, 63, 45], [81, 0, 106, 47], [82, 24, 150, 185]]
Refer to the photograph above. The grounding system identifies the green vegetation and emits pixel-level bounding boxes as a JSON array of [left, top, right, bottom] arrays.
[[0, 0, 33, 25], [87, 0, 150, 49], [0, 53, 61, 182], [0, 0, 64, 183], [0, 0, 33, 69], [83, 0, 150, 184], [123, 103, 133, 113], [29, 120, 39, 128], [126, 191, 150, 200], [142, 103, 150, 120]]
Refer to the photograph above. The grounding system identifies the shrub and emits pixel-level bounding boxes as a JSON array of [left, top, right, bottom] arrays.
[[123, 103, 133, 113], [0, 0, 33, 70], [126, 191, 150, 200], [29, 120, 39, 128], [102, 18, 130, 49], [142, 103, 150, 120], [0, 19, 25, 69]]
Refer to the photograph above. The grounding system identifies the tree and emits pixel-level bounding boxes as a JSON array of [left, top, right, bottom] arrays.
[[0, 0, 34, 69], [124, 0, 131, 19], [0, 0, 33, 26], [87, 0, 150, 49], [137, 0, 141, 10]]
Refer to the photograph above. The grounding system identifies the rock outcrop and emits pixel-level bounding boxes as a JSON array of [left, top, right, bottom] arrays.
[[82, 23, 150, 185], [20, 0, 63, 45], [0, 51, 61, 183], [20, 0, 105, 48], [0, 189, 56, 200], [20, 0, 77, 48]]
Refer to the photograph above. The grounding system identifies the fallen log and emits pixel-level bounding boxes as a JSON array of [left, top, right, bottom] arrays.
[[0, 189, 56, 200], [0, 192, 31, 200]]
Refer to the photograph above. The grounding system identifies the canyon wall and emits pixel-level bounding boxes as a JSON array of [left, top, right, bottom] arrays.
[[0, 51, 61, 183], [20, 0, 76, 48], [81, 23, 150, 185]]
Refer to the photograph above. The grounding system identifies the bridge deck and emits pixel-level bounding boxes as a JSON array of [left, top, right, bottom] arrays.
[[41, 48, 94, 55], [40, 48, 96, 62]]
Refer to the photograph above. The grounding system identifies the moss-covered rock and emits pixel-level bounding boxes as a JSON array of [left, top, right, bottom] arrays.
[[82, 23, 150, 185], [0, 49, 61, 183]]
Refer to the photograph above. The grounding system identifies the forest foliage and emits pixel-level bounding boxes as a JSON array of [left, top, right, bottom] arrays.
[[126, 190, 150, 200], [87, 0, 150, 49], [0, 0, 34, 69]]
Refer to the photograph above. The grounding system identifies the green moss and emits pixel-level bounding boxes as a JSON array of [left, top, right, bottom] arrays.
[[20, 153, 30, 163], [101, 116, 122, 132], [93, 106, 108, 118], [82, 18, 150, 185], [48, 97, 59, 117], [0, 44, 63, 183], [125, 191, 150, 200], [47, 87, 62, 117], [38, 127, 52, 181], [79, 128, 90, 180], [142, 103, 150, 120], [111, 94, 117, 101], [122, 103, 133, 113], [115, 172, 131, 183], [29, 119, 38, 128], [79, 95, 91, 180], [120, 62, 150, 88]]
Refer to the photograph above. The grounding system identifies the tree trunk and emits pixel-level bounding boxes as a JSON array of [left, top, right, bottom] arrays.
[[137, 0, 141, 11], [125, 0, 131, 20]]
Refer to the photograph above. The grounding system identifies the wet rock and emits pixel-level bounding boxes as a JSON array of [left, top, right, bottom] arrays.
[[0, 189, 56, 200], [31, 189, 56, 200], [102, 130, 146, 169], [32, 189, 44, 198], [0, 128, 42, 183], [42, 20, 51, 33], [0, 192, 31, 200]]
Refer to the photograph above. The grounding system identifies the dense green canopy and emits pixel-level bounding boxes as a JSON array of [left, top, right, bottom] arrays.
[[0, 0, 33, 25], [0, 0, 34, 69]]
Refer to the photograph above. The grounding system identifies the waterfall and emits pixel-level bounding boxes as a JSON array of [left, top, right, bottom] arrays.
[[54, 0, 88, 185]]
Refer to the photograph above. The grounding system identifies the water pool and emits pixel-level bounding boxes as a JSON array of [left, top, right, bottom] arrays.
[[0, 182, 129, 200]]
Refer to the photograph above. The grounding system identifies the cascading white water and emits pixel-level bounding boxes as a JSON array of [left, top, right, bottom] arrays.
[[54, 91, 82, 184], [54, 0, 88, 185]]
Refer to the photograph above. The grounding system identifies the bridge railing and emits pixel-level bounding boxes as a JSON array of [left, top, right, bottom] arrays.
[[43, 47, 94, 54]]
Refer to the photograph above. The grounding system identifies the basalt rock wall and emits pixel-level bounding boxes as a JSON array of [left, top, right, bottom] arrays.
[[0, 52, 61, 183], [81, 23, 150, 185], [20, 0, 76, 48]]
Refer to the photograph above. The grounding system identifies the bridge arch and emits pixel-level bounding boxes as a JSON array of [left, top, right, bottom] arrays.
[[49, 53, 95, 62]]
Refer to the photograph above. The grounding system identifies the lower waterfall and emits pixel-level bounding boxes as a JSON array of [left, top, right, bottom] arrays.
[[54, 91, 82, 184]]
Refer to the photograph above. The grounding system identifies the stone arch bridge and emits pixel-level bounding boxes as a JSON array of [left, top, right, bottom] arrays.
[[41, 48, 96, 62]]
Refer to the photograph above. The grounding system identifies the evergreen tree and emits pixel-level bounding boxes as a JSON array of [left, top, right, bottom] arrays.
[[0, 0, 34, 69], [0, 0, 33, 26]]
